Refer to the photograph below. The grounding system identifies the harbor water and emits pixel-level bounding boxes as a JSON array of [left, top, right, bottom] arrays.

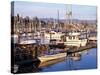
[[15, 48, 97, 73], [40, 48, 97, 72]]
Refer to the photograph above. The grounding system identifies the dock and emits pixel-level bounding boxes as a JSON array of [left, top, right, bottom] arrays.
[[67, 43, 97, 55]]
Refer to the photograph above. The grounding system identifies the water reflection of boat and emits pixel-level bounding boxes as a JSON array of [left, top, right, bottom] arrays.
[[83, 50, 88, 54], [70, 53, 81, 61]]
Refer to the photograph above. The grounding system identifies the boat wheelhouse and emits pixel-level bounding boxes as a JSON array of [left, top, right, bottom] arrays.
[[64, 32, 87, 47]]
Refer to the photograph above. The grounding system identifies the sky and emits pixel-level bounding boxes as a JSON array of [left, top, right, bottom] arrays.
[[12, 1, 97, 20]]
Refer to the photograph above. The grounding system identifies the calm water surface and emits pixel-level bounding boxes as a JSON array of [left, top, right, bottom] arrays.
[[41, 48, 97, 72]]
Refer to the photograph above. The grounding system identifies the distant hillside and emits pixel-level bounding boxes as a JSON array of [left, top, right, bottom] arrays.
[[40, 18, 97, 25]]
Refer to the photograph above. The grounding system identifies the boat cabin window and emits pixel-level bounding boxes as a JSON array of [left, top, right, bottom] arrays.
[[73, 36, 75, 39], [69, 36, 72, 39]]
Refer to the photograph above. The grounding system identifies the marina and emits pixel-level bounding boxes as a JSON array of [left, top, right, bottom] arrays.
[[11, 1, 97, 74], [11, 17, 97, 73]]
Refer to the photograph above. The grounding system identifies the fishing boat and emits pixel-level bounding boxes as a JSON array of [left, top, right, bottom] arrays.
[[64, 31, 87, 47]]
